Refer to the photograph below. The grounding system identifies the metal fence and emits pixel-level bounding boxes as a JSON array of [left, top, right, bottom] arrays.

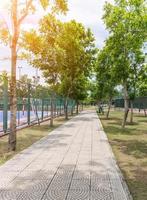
[[0, 77, 76, 136], [114, 97, 147, 109]]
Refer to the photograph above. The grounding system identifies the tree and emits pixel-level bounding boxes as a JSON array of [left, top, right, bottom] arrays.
[[0, 71, 9, 97], [126, 51, 145, 123], [59, 73, 89, 115], [23, 18, 96, 119], [86, 81, 98, 105], [23, 14, 64, 87], [57, 20, 96, 117], [103, 0, 147, 127], [95, 45, 119, 118], [16, 75, 32, 98], [0, 0, 68, 151], [137, 64, 147, 97]]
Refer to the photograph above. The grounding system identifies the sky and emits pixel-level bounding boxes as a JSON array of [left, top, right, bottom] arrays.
[[0, 0, 114, 81]]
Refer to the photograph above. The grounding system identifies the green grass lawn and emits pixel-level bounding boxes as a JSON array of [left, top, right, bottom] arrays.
[[99, 110, 147, 200], [0, 115, 74, 166]]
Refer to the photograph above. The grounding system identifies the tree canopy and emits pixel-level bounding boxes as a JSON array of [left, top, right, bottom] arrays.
[[94, 0, 147, 127], [23, 16, 96, 104]]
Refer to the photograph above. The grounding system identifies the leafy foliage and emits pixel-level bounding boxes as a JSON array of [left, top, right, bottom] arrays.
[[103, 0, 147, 84], [23, 17, 96, 102], [94, 0, 147, 126]]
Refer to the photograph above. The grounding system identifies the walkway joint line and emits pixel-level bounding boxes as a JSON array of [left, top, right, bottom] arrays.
[[0, 110, 132, 200]]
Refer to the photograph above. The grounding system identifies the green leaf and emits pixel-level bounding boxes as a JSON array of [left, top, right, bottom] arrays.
[[40, 0, 49, 9]]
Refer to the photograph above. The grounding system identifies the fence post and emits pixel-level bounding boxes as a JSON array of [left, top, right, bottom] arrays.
[[17, 98, 21, 126], [3, 76, 8, 133], [59, 97, 62, 116], [71, 100, 74, 116], [56, 98, 58, 116], [54, 97, 56, 117], [27, 83, 31, 125], [50, 93, 54, 126], [42, 99, 44, 120], [65, 97, 68, 120], [76, 101, 79, 114]]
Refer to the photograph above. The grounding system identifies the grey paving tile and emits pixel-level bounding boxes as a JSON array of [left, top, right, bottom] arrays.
[[0, 189, 20, 200], [16, 180, 51, 200], [67, 189, 90, 200], [90, 189, 113, 200], [42, 189, 68, 200], [0, 111, 131, 200]]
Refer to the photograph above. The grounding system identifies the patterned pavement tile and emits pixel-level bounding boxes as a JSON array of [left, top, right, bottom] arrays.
[[0, 111, 131, 200]]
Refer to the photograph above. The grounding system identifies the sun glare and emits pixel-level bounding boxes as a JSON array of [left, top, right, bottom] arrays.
[[0, 0, 10, 8]]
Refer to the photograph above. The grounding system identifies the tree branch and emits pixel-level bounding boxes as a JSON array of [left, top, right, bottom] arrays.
[[18, 0, 33, 25], [0, 15, 11, 46]]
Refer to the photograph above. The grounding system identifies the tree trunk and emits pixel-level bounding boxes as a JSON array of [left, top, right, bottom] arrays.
[[9, 46, 17, 151], [144, 109, 147, 117], [71, 106, 73, 116], [65, 98, 68, 120], [122, 81, 129, 128], [9, 0, 19, 151], [54, 102, 56, 117], [130, 100, 133, 124], [106, 98, 112, 119], [76, 101, 79, 114], [57, 107, 58, 116], [50, 96, 54, 127], [82, 103, 84, 111], [59, 102, 62, 116]]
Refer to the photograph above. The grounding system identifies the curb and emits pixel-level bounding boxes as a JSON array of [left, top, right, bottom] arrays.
[[97, 114, 133, 200]]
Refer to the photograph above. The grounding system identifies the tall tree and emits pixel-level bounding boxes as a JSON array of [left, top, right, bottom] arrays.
[[95, 46, 118, 118], [103, 0, 147, 127], [57, 20, 96, 118], [0, 0, 67, 151], [23, 18, 96, 119], [23, 15, 63, 87], [137, 64, 147, 97]]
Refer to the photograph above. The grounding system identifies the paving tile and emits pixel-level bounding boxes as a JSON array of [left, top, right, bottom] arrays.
[[16, 180, 51, 200], [42, 189, 68, 200], [0, 111, 131, 200], [0, 188, 20, 200], [67, 189, 90, 200]]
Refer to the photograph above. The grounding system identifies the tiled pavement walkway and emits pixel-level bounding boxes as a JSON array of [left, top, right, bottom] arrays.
[[0, 110, 132, 200]]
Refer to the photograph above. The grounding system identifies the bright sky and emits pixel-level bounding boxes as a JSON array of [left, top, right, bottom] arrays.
[[0, 0, 114, 81], [61, 0, 114, 48]]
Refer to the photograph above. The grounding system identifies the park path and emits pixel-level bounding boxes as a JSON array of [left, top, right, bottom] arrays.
[[0, 110, 132, 200]]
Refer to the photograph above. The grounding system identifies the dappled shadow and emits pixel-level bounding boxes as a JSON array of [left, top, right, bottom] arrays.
[[134, 114, 147, 118], [26, 123, 65, 135], [112, 139, 147, 159], [42, 134, 71, 139], [104, 125, 138, 136], [0, 163, 115, 200], [126, 122, 139, 126], [71, 113, 98, 122], [108, 121, 140, 126], [100, 116, 122, 122], [63, 123, 76, 128], [121, 165, 147, 200], [137, 119, 147, 123], [71, 116, 92, 122], [29, 124, 53, 131]]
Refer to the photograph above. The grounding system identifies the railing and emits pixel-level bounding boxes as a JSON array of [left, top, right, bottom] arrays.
[[0, 77, 76, 136], [114, 97, 147, 109]]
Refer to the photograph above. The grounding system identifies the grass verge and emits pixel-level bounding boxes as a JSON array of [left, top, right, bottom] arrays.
[[99, 110, 147, 200], [0, 115, 74, 166]]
